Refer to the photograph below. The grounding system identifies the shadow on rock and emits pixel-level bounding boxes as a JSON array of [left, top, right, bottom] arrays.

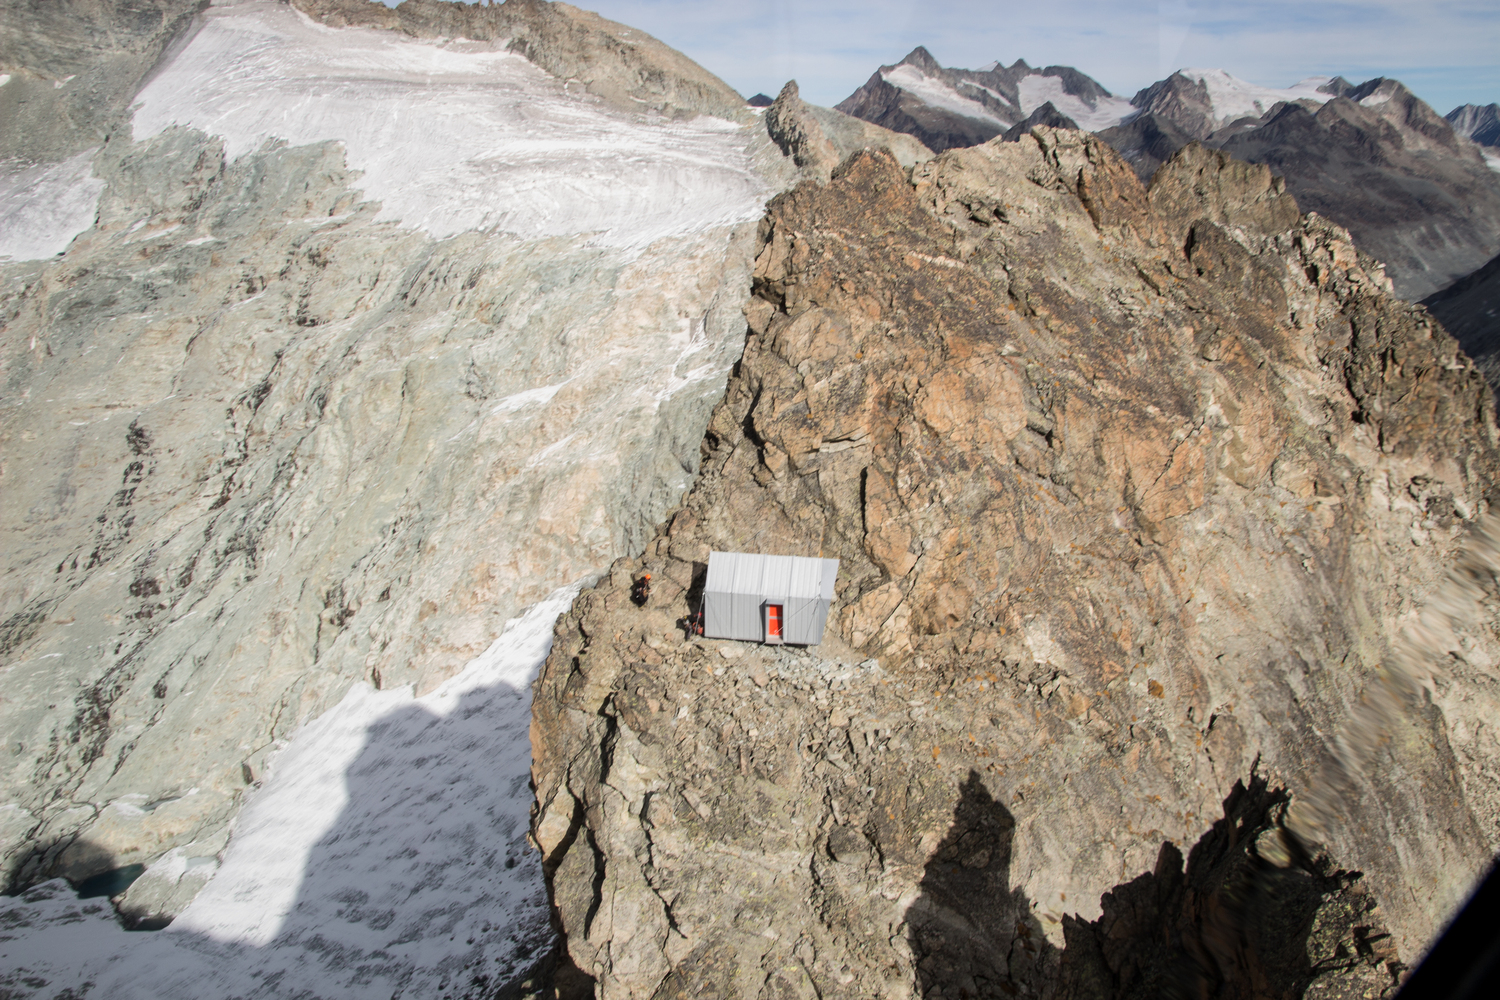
[[1052, 776, 1401, 1000], [906, 770, 1054, 1000], [907, 773, 1403, 1000], [4, 678, 570, 1000], [4, 833, 141, 901]]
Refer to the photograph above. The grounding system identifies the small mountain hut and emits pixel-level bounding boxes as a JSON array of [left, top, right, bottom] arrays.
[[703, 551, 839, 645]]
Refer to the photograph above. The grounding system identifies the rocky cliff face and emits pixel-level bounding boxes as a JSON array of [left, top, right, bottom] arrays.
[[0, 7, 941, 992], [531, 132, 1500, 998]]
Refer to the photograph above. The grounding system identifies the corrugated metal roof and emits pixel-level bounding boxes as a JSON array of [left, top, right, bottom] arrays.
[[706, 551, 838, 601]]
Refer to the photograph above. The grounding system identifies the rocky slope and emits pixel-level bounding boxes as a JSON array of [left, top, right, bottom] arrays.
[[836, 57, 1500, 301], [0, 0, 207, 164], [1423, 252, 1500, 391], [531, 132, 1500, 999], [1448, 103, 1500, 148]]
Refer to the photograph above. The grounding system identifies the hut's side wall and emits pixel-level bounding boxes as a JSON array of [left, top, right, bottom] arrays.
[[784, 596, 821, 644], [704, 589, 763, 641]]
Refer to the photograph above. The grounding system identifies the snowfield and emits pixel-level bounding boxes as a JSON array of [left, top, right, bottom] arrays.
[[130, 0, 766, 248], [882, 64, 1011, 127], [1, 589, 577, 999], [1175, 68, 1336, 125], [0, 149, 106, 262], [1016, 74, 1137, 131], [1, 0, 768, 263]]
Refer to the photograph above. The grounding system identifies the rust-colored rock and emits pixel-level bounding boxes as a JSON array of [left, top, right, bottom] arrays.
[[531, 131, 1500, 999]]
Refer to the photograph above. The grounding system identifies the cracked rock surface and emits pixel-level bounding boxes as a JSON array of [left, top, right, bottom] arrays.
[[530, 133, 1500, 999]]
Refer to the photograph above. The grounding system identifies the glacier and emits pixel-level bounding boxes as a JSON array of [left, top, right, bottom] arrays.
[[130, 0, 767, 248], [1175, 67, 1336, 124], [881, 64, 1011, 127], [1016, 74, 1137, 131]]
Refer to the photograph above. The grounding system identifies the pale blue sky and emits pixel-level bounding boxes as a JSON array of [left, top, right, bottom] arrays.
[[448, 0, 1498, 115]]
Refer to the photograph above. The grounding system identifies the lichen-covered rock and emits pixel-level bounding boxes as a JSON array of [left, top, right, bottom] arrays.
[[530, 131, 1500, 999]]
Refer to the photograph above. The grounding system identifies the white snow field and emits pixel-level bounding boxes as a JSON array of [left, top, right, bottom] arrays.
[[1, 588, 578, 999], [882, 63, 1011, 127], [1016, 74, 1137, 131], [1175, 68, 1336, 125], [130, 0, 766, 248], [0, 149, 106, 262]]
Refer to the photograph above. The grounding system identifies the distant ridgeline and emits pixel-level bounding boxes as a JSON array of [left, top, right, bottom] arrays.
[[836, 48, 1500, 308]]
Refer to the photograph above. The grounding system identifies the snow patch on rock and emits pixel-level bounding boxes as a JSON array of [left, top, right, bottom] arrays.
[[0, 149, 104, 261], [882, 63, 1010, 126], [131, 0, 767, 248], [1017, 75, 1136, 131]]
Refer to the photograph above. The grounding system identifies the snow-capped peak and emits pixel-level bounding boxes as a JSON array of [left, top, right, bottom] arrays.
[[1175, 68, 1336, 123], [881, 63, 1011, 126]]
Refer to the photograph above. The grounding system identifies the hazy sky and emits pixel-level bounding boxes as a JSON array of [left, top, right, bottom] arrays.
[[527, 0, 1497, 115]]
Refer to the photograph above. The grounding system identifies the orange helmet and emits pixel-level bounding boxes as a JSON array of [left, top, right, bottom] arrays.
[[643, 573, 651, 579]]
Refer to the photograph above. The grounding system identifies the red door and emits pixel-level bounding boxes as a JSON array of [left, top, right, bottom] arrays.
[[767, 605, 783, 641]]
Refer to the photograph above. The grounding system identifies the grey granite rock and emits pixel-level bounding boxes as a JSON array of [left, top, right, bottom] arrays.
[[0, 0, 207, 163]]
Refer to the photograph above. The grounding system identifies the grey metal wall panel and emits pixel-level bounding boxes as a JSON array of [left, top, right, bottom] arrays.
[[819, 560, 839, 600], [762, 555, 794, 601], [704, 550, 840, 645], [703, 590, 734, 640], [805, 598, 830, 645], [788, 560, 817, 604], [784, 595, 819, 644], [732, 590, 761, 641]]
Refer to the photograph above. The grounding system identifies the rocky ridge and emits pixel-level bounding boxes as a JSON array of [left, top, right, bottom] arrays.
[[835, 56, 1500, 301], [288, 0, 751, 121], [531, 132, 1500, 999]]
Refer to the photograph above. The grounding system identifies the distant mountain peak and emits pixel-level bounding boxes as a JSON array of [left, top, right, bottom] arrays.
[[836, 49, 1129, 153], [1449, 103, 1500, 147], [898, 45, 943, 74]]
